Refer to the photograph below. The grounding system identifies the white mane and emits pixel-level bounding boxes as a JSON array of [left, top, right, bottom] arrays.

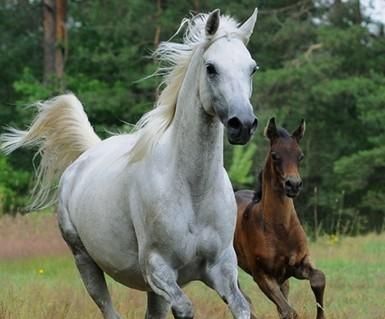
[[128, 12, 244, 163]]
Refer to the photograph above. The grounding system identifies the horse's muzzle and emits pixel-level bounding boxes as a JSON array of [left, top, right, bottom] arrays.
[[284, 177, 303, 198], [226, 115, 258, 145]]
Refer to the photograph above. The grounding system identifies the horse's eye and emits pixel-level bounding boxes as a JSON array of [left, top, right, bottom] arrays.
[[251, 64, 259, 75], [206, 63, 217, 76], [271, 152, 280, 161], [298, 153, 304, 162]]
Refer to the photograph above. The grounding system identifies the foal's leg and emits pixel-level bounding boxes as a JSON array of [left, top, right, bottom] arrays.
[[280, 280, 290, 299], [58, 209, 121, 319], [293, 259, 326, 319], [276, 280, 291, 318], [145, 292, 171, 319], [143, 252, 194, 319], [203, 248, 251, 319], [254, 274, 297, 319], [310, 269, 326, 319]]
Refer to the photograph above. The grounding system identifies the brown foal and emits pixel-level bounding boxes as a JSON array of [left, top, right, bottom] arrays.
[[234, 118, 326, 319]]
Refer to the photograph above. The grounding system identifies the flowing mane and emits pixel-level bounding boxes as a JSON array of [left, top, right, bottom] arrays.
[[127, 12, 244, 162]]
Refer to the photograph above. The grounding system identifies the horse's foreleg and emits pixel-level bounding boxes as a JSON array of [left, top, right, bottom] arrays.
[[144, 252, 194, 319], [254, 274, 297, 319], [203, 248, 251, 319], [145, 292, 171, 319], [293, 258, 326, 319], [238, 281, 258, 319]]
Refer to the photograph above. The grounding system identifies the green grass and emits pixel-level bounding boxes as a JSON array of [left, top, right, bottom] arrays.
[[1, 214, 385, 318]]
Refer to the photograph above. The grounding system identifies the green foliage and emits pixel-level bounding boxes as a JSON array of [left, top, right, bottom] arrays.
[[0, 156, 30, 215], [228, 144, 257, 188]]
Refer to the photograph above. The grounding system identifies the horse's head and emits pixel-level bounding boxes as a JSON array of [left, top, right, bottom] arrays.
[[265, 118, 306, 198], [199, 9, 259, 145]]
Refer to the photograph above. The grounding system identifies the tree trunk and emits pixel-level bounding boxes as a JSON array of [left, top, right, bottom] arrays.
[[313, 186, 318, 241], [154, 0, 162, 47], [55, 0, 67, 89], [193, 0, 200, 12], [43, 0, 55, 84]]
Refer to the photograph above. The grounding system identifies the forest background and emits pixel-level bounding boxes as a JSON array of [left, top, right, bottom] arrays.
[[0, 0, 384, 237]]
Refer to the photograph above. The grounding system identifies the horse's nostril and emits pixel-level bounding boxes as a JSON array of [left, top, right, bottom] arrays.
[[298, 180, 303, 188], [227, 117, 242, 130], [251, 118, 258, 131], [285, 180, 292, 188]]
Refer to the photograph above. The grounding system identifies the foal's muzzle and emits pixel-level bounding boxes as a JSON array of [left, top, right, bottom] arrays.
[[284, 176, 303, 198], [226, 115, 258, 145]]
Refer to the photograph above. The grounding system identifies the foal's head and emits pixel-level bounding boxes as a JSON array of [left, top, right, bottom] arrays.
[[264, 118, 305, 198]]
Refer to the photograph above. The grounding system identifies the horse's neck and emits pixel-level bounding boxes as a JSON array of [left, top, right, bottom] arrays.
[[167, 50, 223, 195], [260, 161, 296, 229]]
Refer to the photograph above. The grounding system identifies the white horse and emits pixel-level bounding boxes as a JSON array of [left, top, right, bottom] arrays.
[[1, 9, 259, 319]]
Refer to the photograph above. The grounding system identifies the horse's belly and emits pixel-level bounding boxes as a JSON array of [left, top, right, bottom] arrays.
[[104, 265, 147, 291], [78, 226, 148, 290]]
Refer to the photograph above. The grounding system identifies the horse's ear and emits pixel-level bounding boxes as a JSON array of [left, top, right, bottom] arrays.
[[206, 9, 220, 37], [292, 119, 306, 142], [264, 117, 278, 141], [239, 8, 258, 44]]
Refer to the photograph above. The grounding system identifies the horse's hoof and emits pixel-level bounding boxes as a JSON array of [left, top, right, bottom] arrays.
[[171, 299, 194, 319]]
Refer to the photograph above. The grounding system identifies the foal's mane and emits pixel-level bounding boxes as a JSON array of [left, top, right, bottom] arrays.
[[128, 12, 242, 163]]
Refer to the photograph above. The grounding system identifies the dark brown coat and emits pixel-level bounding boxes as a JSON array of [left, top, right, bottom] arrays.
[[234, 118, 326, 319]]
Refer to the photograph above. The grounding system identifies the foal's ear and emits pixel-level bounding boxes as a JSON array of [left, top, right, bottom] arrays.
[[264, 117, 278, 141], [292, 119, 306, 142], [239, 8, 258, 44], [206, 9, 220, 37]]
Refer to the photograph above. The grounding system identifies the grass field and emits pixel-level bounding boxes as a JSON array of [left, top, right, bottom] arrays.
[[0, 213, 384, 319]]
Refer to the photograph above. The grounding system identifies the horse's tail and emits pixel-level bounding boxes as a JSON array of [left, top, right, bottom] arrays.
[[0, 93, 101, 210]]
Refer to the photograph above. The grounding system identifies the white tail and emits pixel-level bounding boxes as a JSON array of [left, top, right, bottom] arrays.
[[0, 94, 101, 209]]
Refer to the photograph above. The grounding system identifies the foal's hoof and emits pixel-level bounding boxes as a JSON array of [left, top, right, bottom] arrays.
[[281, 311, 298, 319]]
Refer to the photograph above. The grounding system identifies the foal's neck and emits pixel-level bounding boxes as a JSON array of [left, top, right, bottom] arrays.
[[168, 48, 223, 195], [260, 160, 295, 228]]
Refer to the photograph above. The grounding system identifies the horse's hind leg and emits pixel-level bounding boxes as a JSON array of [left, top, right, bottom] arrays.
[[145, 292, 170, 319], [58, 208, 121, 319], [309, 268, 326, 319], [73, 250, 121, 319]]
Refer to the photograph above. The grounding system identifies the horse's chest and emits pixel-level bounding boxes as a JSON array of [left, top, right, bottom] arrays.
[[194, 224, 224, 259], [255, 230, 307, 279]]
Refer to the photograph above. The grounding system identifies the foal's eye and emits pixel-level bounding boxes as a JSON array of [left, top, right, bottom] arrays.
[[206, 63, 217, 76], [271, 152, 280, 161], [298, 153, 305, 162]]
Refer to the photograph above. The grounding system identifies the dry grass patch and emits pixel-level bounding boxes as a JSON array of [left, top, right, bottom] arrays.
[[1, 214, 385, 318]]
